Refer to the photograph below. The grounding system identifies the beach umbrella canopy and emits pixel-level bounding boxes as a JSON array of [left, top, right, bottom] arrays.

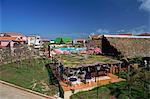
[[54, 38, 62, 44], [54, 37, 72, 44]]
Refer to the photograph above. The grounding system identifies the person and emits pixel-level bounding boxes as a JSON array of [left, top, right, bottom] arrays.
[[144, 60, 147, 68], [85, 70, 92, 84], [97, 65, 101, 71]]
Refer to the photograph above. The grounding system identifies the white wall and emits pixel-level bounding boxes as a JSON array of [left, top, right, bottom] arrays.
[[27, 35, 43, 48]]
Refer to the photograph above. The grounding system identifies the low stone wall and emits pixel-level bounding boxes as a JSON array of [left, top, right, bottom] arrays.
[[0, 47, 40, 65]]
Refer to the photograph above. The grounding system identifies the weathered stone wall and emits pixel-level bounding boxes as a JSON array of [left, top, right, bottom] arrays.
[[87, 39, 102, 48], [0, 47, 40, 64], [105, 37, 150, 58]]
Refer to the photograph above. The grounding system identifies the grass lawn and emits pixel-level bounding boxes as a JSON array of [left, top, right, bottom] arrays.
[[115, 71, 128, 79], [71, 68, 150, 99], [0, 58, 58, 96], [70, 81, 129, 99]]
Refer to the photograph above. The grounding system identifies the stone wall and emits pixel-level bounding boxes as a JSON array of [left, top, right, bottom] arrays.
[[86, 39, 102, 48], [103, 37, 150, 58], [0, 47, 39, 64]]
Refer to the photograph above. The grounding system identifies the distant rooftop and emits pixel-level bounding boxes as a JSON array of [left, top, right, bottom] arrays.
[[104, 34, 150, 38], [89, 33, 150, 39], [0, 37, 18, 41], [138, 33, 150, 36], [1, 32, 25, 37], [117, 33, 132, 36]]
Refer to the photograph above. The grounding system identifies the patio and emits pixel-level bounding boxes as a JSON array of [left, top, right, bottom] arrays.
[[49, 54, 124, 98], [60, 73, 125, 91]]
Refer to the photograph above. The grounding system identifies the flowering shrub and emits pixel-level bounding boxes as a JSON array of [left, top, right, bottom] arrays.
[[87, 47, 102, 54], [80, 50, 86, 54], [71, 50, 77, 54], [93, 48, 102, 54], [63, 50, 71, 55], [53, 49, 63, 54], [87, 50, 94, 54]]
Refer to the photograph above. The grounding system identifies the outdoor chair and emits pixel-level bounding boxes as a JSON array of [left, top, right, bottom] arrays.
[[68, 74, 73, 77], [91, 72, 97, 77], [63, 74, 68, 81], [81, 79, 86, 84], [98, 71, 106, 76], [85, 78, 92, 84]]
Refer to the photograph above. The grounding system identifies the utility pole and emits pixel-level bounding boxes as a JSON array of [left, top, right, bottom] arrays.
[[127, 65, 131, 99], [48, 45, 51, 58]]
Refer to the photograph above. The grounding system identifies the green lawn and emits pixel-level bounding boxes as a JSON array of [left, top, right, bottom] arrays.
[[0, 58, 58, 96], [55, 54, 120, 68], [70, 81, 128, 99], [71, 68, 150, 99]]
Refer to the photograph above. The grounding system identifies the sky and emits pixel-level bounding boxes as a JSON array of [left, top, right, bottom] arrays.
[[0, 0, 150, 39]]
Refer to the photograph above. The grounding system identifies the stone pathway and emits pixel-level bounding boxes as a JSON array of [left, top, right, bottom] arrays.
[[0, 82, 53, 99]]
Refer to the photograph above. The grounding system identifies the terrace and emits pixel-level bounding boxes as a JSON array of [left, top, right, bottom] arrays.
[[49, 54, 124, 98]]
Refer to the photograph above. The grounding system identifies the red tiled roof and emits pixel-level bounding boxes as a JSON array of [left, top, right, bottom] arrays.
[[138, 33, 150, 36], [117, 33, 132, 36], [76, 39, 85, 42], [0, 37, 18, 41]]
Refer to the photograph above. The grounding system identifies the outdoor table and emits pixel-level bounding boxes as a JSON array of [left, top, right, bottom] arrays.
[[69, 77, 77, 82], [68, 77, 78, 85]]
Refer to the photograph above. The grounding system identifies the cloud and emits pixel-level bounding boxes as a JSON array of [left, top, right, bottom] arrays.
[[129, 26, 147, 34], [138, 0, 150, 12], [96, 28, 110, 34], [117, 29, 125, 33]]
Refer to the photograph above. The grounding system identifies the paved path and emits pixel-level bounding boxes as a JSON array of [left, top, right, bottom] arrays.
[[0, 82, 52, 99]]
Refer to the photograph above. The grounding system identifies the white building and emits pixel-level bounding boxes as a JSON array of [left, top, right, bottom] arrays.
[[27, 35, 43, 48]]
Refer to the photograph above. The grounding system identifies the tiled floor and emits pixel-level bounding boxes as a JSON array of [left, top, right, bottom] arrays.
[[60, 73, 125, 91]]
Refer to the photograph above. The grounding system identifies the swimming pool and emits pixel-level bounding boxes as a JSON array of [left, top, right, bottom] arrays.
[[59, 47, 86, 52]]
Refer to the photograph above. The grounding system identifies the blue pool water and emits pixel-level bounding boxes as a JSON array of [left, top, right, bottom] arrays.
[[59, 47, 86, 52]]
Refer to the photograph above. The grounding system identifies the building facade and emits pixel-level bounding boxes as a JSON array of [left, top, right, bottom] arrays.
[[27, 35, 43, 48], [2, 32, 27, 44]]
